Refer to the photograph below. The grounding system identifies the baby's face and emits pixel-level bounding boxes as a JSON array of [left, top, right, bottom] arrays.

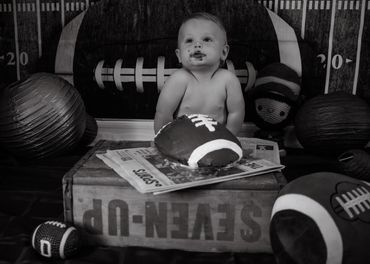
[[176, 19, 229, 71]]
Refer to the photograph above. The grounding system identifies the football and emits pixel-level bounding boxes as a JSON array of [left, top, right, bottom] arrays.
[[154, 114, 243, 168], [31, 221, 80, 259], [270, 172, 370, 264]]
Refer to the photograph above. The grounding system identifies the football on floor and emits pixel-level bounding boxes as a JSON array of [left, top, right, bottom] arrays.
[[270, 172, 370, 264]]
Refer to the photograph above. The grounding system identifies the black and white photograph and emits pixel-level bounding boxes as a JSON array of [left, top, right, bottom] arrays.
[[0, 0, 369, 263]]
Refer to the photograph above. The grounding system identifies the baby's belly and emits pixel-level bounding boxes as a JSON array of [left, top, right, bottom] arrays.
[[176, 106, 226, 124]]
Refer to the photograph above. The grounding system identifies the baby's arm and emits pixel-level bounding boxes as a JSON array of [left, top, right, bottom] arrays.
[[154, 70, 188, 134], [225, 72, 245, 135]]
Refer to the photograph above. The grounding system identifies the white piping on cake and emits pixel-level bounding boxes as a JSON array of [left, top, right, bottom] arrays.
[[187, 139, 242, 168]]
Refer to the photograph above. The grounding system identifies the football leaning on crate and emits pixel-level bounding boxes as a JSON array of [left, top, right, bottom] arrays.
[[270, 172, 370, 263]]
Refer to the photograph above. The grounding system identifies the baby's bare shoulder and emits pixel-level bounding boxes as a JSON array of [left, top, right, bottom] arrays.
[[161, 68, 191, 95], [215, 68, 237, 78], [171, 68, 192, 80], [214, 69, 239, 83], [162, 69, 192, 91]]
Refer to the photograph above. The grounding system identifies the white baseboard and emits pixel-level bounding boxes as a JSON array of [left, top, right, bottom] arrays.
[[94, 118, 155, 143], [93, 118, 303, 148]]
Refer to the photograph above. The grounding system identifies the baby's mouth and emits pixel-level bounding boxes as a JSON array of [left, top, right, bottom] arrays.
[[190, 51, 206, 59]]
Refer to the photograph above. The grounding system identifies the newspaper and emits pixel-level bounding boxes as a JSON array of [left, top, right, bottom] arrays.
[[96, 137, 284, 195], [238, 137, 281, 164]]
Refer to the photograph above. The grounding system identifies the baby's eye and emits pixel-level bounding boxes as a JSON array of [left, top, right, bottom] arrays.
[[203, 37, 213, 42], [185, 38, 193, 44]]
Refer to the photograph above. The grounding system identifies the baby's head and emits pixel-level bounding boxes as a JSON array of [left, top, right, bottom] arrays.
[[176, 12, 229, 70]]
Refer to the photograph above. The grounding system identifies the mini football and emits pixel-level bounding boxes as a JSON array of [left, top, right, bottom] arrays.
[[154, 114, 243, 168], [270, 172, 370, 264], [31, 220, 80, 259]]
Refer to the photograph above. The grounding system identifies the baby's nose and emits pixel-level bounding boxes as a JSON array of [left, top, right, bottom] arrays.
[[194, 41, 202, 48]]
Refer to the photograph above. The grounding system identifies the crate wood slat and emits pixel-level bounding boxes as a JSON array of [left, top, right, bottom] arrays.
[[63, 140, 286, 253]]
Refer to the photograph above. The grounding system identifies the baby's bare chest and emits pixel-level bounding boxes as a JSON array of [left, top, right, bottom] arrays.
[[182, 82, 227, 107]]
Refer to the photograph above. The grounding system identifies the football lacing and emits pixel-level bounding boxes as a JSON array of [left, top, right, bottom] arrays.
[[92, 57, 256, 92], [45, 221, 66, 228], [335, 186, 370, 219], [188, 114, 218, 132]]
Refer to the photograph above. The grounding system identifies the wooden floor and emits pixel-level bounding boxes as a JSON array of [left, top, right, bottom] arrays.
[[0, 144, 343, 263]]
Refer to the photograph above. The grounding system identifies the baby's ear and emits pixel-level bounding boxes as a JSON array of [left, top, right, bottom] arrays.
[[221, 45, 230, 61], [175, 49, 182, 63]]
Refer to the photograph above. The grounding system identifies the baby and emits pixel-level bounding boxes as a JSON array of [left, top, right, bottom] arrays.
[[154, 12, 245, 135]]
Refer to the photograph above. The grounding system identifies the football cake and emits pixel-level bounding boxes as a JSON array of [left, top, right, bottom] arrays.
[[154, 114, 243, 168]]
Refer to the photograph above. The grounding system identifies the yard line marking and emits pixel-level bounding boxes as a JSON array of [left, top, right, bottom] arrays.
[[324, 0, 337, 94], [12, 0, 20, 80], [352, 0, 366, 94], [36, 0, 42, 58]]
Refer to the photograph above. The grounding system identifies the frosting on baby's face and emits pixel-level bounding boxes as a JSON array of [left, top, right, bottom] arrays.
[[176, 18, 229, 72]]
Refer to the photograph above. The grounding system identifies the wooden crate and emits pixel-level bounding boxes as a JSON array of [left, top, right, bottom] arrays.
[[63, 140, 286, 253]]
